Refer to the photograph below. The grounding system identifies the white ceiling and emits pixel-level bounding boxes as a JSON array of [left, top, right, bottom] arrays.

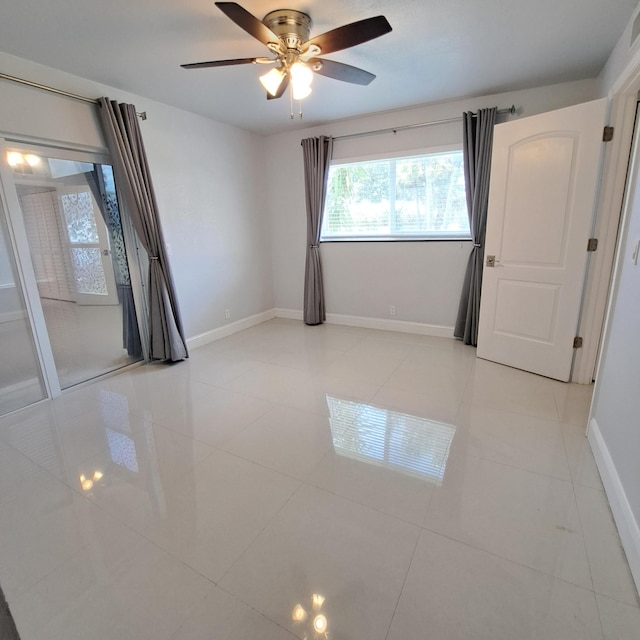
[[0, 0, 637, 135]]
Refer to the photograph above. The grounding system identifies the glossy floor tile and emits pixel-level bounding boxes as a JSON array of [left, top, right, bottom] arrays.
[[220, 484, 421, 640], [388, 530, 603, 640], [0, 319, 637, 640]]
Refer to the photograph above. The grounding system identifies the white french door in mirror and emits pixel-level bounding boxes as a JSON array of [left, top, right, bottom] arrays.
[[0, 141, 145, 406], [55, 184, 119, 306]]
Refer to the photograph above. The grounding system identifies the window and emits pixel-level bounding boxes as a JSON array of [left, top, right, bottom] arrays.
[[320, 149, 470, 241]]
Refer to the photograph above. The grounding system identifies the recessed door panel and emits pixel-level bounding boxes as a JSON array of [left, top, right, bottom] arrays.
[[494, 280, 560, 342], [501, 136, 576, 267]]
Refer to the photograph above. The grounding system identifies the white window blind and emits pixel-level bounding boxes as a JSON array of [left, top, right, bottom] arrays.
[[321, 150, 470, 241]]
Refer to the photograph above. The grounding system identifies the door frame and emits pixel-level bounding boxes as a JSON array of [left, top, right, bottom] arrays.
[[0, 140, 60, 397], [584, 33, 640, 598], [573, 56, 640, 383]]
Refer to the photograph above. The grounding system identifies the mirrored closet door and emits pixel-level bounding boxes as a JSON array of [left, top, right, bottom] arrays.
[[0, 141, 146, 416]]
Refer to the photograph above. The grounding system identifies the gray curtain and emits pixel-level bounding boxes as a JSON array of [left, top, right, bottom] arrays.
[[97, 98, 188, 361], [454, 107, 497, 346], [87, 167, 142, 358], [302, 136, 333, 325]]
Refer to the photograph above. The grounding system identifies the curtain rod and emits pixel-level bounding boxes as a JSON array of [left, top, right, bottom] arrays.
[[333, 105, 516, 142], [0, 71, 148, 120]]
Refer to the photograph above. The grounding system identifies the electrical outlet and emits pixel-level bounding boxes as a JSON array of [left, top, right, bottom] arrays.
[[224, 308, 231, 320], [389, 305, 396, 316]]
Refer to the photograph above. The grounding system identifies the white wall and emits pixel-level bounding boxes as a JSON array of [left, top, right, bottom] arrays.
[[598, 2, 640, 95], [0, 52, 273, 342], [265, 79, 598, 328], [589, 128, 640, 593]]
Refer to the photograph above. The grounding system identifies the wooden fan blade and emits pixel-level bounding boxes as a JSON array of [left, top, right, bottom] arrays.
[[267, 74, 290, 100], [215, 2, 280, 47], [181, 57, 259, 69], [304, 15, 391, 55], [308, 58, 375, 85]]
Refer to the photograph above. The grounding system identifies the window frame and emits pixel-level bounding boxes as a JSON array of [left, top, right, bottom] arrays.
[[320, 145, 471, 243]]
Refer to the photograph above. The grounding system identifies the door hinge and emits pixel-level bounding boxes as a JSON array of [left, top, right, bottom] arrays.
[[573, 336, 583, 349], [587, 238, 598, 252], [603, 126, 614, 142]]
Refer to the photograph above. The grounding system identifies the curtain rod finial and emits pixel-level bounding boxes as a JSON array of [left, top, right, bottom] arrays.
[[138, 111, 147, 121]]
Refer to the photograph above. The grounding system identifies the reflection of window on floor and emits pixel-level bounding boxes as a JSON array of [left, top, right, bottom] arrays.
[[97, 389, 167, 516], [106, 429, 139, 472], [100, 389, 139, 473], [326, 395, 455, 484]]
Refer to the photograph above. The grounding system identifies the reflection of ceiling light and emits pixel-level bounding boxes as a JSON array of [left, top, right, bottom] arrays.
[[79, 471, 104, 492], [24, 154, 41, 167], [292, 604, 308, 622], [311, 593, 325, 611], [7, 152, 24, 167], [259, 67, 285, 97], [313, 614, 328, 634], [6, 151, 41, 169], [292, 593, 328, 638]]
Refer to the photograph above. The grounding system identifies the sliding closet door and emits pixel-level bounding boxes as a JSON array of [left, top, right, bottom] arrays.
[[0, 194, 46, 415], [5, 145, 144, 390]]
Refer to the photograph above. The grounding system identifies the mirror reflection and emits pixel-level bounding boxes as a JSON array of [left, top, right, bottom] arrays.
[[0, 195, 46, 415], [9, 149, 143, 389]]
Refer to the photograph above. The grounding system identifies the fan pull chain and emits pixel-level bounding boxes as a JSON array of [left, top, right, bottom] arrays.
[[290, 84, 294, 120], [287, 82, 304, 119]]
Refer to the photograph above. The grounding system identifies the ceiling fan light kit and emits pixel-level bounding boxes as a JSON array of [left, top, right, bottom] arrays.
[[181, 2, 392, 120]]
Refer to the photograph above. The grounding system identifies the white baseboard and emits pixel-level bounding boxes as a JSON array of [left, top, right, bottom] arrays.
[[188, 307, 455, 352], [326, 313, 454, 337], [588, 417, 640, 597], [186, 309, 276, 350], [274, 308, 454, 338], [274, 308, 303, 321]]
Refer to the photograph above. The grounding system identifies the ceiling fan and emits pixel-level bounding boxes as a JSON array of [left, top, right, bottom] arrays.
[[181, 2, 392, 107]]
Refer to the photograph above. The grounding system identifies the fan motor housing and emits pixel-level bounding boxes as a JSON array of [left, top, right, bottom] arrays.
[[263, 9, 312, 49]]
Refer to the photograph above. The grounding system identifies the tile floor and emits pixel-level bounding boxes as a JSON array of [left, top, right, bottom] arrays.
[[0, 318, 638, 639]]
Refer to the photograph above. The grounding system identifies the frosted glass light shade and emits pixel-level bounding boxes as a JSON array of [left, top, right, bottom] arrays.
[[290, 62, 313, 85], [259, 68, 285, 96], [290, 62, 313, 100], [292, 83, 312, 100]]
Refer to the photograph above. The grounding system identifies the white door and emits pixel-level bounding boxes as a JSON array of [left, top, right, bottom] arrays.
[[477, 99, 607, 382], [57, 186, 119, 306]]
